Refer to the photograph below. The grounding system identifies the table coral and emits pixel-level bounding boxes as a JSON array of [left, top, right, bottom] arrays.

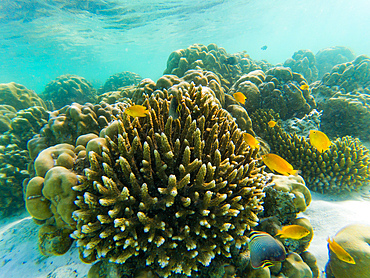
[[0, 82, 47, 111], [71, 83, 266, 277], [41, 74, 97, 110], [251, 109, 370, 194]]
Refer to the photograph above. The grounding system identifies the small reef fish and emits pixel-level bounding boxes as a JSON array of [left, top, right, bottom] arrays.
[[169, 96, 181, 120], [124, 105, 149, 117], [233, 92, 247, 105], [261, 45, 268, 50], [276, 225, 310, 240], [268, 120, 277, 128], [243, 133, 260, 149], [300, 84, 309, 90], [309, 130, 331, 153], [262, 153, 299, 176], [327, 237, 356, 264], [248, 231, 286, 269]]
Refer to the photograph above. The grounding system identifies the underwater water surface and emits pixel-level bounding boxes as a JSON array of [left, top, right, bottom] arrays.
[[1, 0, 370, 278]]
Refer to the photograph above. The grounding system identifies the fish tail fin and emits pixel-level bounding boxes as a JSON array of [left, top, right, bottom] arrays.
[[292, 169, 301, 176]]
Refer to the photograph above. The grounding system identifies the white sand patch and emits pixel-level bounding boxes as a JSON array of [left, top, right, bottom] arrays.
[[0, 212, 90, 278], [302, 191, 370, 277], [1, 191, 370, 277]]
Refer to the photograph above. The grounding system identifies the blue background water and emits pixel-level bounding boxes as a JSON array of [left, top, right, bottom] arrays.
[[1, 0, 369, 93]]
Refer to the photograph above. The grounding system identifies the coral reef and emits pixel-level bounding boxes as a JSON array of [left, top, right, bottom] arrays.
[[230, 67, 316, 120], [71, 83, 266, 277], [0, 105, 17, 133], [326, 224, 370, 278], [320, 89, 370, 141], [25, 143, 83, 255], [283, 49, 318, 83], [163, 43, 264, 91], [0, 82, 47, 111], [98, 71, 142, 94], [315, 46, 355, 79], [41, 74, 97, 110], [281, 109, 321, 138], [251, 109, 370, 194]]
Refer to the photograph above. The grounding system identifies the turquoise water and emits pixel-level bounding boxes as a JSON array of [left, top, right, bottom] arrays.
[[1, 0, 370, 93]]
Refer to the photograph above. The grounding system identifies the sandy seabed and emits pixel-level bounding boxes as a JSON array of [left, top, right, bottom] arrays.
[[1, 191, 370, 278]]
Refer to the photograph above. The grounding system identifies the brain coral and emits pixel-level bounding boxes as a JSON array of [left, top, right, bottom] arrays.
[[41, 74, 97, 110], [98, 71, 142, 94], [251, 109, 370, 194], [0, 82, 47, 111], [71, 83, 266, 277]]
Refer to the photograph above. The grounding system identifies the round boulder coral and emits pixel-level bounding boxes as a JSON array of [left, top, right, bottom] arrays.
[[71, 83, 266, 277], [41, 74, 97, 110]]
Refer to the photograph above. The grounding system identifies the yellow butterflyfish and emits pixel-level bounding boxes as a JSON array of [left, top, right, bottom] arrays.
[[233, 92, 247, 105], [243, 133, 260, 149], [309, 130, 331, 153], [262, 153, 299, 176], [327, 237, 356, 264], [268, 120, 277, 128], [300, 84, 309, 90], [125, 105, 149, 118], [276, 225, 310, 240]]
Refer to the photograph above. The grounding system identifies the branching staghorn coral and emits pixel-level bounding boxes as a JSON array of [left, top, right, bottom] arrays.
[[251, 109, 370, 194], [72, 83, 266, 277]]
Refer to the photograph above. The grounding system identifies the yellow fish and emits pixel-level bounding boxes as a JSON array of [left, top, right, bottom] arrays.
[[300, 84, 309, 90], [233, 92, 247, 105], [125, 105, 149, 118], [309, 130, 331, 153], [276, 225, 310, 240], [268, 120, 277, 128], [262, 153, 299, 176], [327, 237, 356, 264], [243, 133, 260, 149]]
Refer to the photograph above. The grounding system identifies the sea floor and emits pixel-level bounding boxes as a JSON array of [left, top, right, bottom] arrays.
[[1, 190, 370, 278]]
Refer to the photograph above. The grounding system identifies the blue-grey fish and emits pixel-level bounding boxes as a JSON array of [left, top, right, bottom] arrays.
[[248, 231, 286, 268], [261, 45, 268, 50], [169, 96, 181, 120]]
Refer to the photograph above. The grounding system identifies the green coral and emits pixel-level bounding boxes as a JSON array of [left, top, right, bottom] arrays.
[[251, 109, 370, 194], [283, 49, 318, 83], [71, 83, 266, 277], [41, 74, 97, 110], [320, 89, 370, 141], [164, 43, 263, 91], [98, 71, 142, 94], [0, 82, 47, 111]]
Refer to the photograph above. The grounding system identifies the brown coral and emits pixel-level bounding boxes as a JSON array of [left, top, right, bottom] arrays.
[[71, 83, 266, 277]]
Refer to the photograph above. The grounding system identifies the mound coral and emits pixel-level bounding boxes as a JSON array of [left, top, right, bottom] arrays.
[[283, 49, 318, 83], [320, 89, 370, 141], [229, 67, 316, 120], [0, 82, 47, 111], [315, 46, 355, 79], [72, 83, 266, 277], [251, 109, 370, 194], [163, 43, 262, 90], [41, 74, 97, 110], [98, 71, 142, 94]]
